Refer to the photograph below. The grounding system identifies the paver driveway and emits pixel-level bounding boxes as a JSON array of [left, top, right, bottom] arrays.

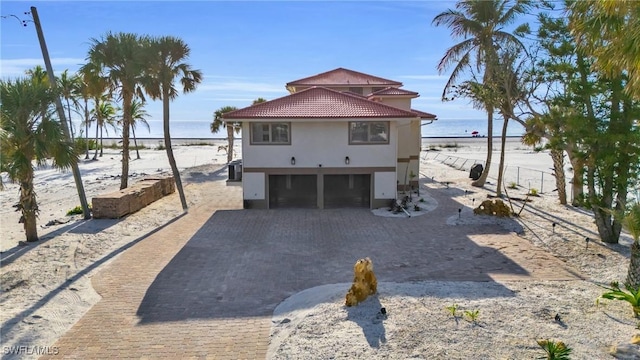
[[46, 178, 579, 359]]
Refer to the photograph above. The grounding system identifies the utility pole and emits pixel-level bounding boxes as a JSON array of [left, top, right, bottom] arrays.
[[30, 6, 91, 219]]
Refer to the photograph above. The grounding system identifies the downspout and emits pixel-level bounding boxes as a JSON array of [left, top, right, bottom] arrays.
[[420, 119, 436, 126]]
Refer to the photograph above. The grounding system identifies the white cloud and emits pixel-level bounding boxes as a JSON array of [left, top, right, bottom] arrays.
[[199, 81, 286, 94], [397, 74, 447, 81], [202, 74, 252, 80], [413, 96, 445, 102], [1, 57, 85, 77], [202, 97, 257, 102]]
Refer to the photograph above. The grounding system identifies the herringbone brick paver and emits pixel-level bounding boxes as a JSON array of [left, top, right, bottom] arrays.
[[44, 175, 580, 359]]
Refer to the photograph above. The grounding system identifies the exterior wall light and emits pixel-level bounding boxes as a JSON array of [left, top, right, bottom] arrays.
[[345, 156, 350, 165], [291, 156, 296, 165]]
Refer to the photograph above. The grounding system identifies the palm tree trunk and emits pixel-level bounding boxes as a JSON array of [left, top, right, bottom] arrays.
[[99, 126, 104, 157], [226, 125, 234, 164], [132, 125, 141, 159], [93, 114, 99, 160], [20, 173, 39, 242], [84, 99, 90, 159], [121, 92, 132, 189], [566, 144, 584, 206], [496, 117, 508, 197], [627, 242, 640, 288], [550, 149, 567, 205], [587, 163, 618, 244], [66, 98, 75, 139], [162, 90, 188, 210], [472, 109, 494, 187]]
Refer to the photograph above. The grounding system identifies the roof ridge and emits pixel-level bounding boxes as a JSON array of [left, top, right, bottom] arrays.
[[368, 87, 419, 96], [286, 68, 403, 87]]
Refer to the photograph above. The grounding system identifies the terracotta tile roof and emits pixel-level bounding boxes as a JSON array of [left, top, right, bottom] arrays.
[[223, 87, 419, 120], [340, 90, 368, 98], [368, 87, 419, 97], [411, 108, 437, 119], [286, 68, 402, 87]]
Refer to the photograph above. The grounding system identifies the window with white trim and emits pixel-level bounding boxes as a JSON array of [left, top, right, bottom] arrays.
[[349, 122, 389, 144], [251, 122, 290, 144]]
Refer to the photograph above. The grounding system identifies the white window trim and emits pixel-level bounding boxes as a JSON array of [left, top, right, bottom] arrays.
[[250, 122, 291, 145], [349, 121, 390, 145]]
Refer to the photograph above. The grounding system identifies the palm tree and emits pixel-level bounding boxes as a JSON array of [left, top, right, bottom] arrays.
[[253, 98, 267, 104], [493, 47, 527, 197], [211, 106, 239, 164], [75, 70, 93, 159], [213, 98, 264, 162], [85, 32, 150, 190], [129, 99, 151, 160], [432, 0, 530, 187], [0, 77, 77, 242], [57, 69, 80, 139], [624, 203, 640, 288], [90, 98, 117, 159], [569, 1, 640, 100], [143, 35, 203, 211], [25, 65, 48, 84], [78, 61, 109, 160], [25, 66, 50, 120]]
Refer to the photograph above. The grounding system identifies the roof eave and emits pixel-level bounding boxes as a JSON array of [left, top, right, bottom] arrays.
[[223, 116, 418, 122]]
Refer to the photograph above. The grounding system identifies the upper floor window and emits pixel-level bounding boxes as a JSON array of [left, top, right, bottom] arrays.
[[251, 122, 291, 144], [348, 87, 363, 95], [371, 87, 385, 93], [349, 122, 389, 144]]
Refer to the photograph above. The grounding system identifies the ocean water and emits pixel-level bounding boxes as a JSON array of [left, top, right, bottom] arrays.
[[72, 118, 525, 139], [424, 118, 525, 138]]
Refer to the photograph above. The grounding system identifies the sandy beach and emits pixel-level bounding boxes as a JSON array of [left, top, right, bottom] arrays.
[[0, 137, 637, 359]]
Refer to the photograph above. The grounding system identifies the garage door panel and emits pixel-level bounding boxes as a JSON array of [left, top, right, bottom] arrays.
[[324, 174, 370, 209], [269, 175, 317, 209]]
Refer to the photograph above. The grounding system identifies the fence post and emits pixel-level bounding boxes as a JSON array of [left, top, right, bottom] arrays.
[[517, 167, 520, 186], [541, 172, 544, 193]]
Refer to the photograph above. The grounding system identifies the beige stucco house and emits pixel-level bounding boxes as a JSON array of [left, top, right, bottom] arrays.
[[223, 68, 436, 209]]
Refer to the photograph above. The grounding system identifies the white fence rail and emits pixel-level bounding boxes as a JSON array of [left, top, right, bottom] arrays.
[[423, 151, 564, 195], [423, 151, 640, 206]]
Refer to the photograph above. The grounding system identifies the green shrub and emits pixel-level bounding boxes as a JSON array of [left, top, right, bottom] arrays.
[[537, 339, 572, 360], [66, 204, 91, 216], [534, 146, 544, 152], [73, 138, 98, 152], [184, 142, 212, 146], [599, 281, 640, 318], [445, 304, 459, 318], [508, 182, 518, 189], [463, 309, 480, 323], [529, 188, 539, 196]]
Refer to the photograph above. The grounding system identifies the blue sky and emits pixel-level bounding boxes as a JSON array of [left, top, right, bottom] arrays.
[[1, 1, 499, 137]]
